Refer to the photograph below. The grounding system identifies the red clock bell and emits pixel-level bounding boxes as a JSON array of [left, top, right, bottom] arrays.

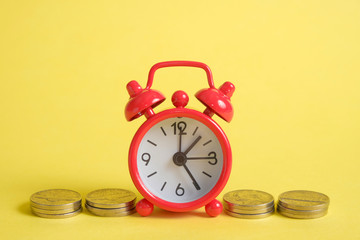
[[125, 61, 235, 217]]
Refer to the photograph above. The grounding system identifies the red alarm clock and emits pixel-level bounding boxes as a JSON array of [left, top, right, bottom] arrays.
[[125, 61, 235, 217]]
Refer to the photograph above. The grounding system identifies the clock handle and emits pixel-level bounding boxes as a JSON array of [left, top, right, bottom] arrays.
[[146, 61, 215, 90]]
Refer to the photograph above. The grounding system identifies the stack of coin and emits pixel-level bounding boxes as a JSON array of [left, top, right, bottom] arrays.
[[223, 190, 275, 219], [277, 190, 329, 219], [85, 188, 136, 217], [30, 189, 82, 219]]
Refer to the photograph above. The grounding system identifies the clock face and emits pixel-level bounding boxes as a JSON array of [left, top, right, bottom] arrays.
[[136, 116, 224, 204]]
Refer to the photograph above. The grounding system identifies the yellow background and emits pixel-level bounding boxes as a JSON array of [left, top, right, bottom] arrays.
[[1, 0, 359, 239]]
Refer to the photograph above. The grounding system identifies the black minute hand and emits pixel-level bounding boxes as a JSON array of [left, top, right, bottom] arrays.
[[183, 136, 202, 155], [183, 163, 201, 190]]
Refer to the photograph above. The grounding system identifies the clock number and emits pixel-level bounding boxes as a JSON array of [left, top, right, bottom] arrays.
[[141, 153, 151, 166], [208, 152, 218, 165], [175, 183, 185, 196], [171, 121, 187, 135]]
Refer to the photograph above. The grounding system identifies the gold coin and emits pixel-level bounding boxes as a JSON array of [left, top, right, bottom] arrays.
[[85, 204, 136, 217], [31, 205, 80, 215], [278, 190, 329, 211], [86, 188, 136, 209], [31, 201, 82, 211], [277, 204, 328, 219], [223, 190, 274, 210], [30, 189, 82, 210], [225, 204, 274, 214], [32, 207, 82, 219], [225, 209, 274, 219]]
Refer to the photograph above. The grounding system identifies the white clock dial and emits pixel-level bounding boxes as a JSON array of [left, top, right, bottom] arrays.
[[137, 117, 223, 203]]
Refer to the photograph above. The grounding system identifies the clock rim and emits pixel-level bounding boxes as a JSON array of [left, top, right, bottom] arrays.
[[128, 108, 232, 212]]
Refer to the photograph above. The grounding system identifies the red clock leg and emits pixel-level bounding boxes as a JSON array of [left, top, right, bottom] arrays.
[[205, 199, 223, 217], [136, 198, 154, 217]]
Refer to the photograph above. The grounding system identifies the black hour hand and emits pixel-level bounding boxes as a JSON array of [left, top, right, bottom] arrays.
[[183, 136, 202, 155]]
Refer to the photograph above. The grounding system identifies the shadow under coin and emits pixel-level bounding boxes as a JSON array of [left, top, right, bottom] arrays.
[[18, 202, 33, 216]]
